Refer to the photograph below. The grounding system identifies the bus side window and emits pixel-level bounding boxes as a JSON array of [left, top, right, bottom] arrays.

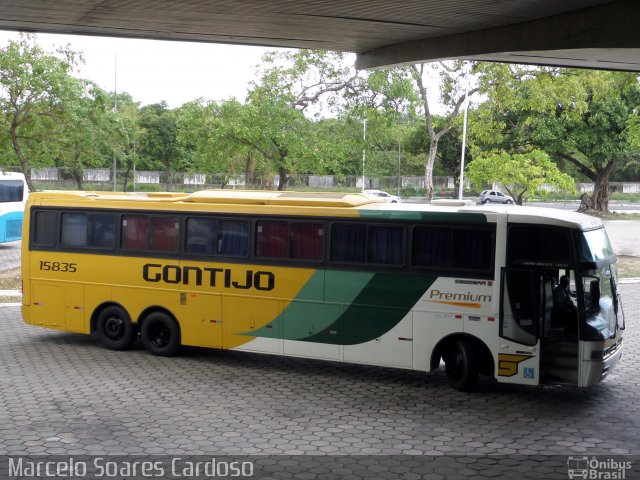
[[33, 211, 57, 246], [368, 225, 403, 265], [290, 223, 324, 261], [453, 229, 493, 271], [218, 220, 248, 257], [331, 224, 366, 263], [61, 213, 87, 247], [61, 213, 115, 249], [256, 220, 288, 258], [89, 214, 115, 248], [122, 215, 149, 250], [186, 218, 216, 255], [149, 217, 179, 252], [412, 227, 451, 267]]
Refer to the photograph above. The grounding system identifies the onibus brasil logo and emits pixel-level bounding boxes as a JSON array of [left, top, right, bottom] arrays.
[[567, 456, 632, 479]]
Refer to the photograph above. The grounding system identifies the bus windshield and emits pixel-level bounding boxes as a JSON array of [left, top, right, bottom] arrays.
[[0, 180, 24, 202], [577, 228, 614, 262]]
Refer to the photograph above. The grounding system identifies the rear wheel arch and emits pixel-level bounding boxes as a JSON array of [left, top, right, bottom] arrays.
[[430, 334, 495, 377]]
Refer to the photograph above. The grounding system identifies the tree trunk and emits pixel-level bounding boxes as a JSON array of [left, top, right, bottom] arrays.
[[278, 165, 288, 191], [10, 123, 35, 192], [164, 162, 172, 191], [122, 161, 132, 192], [72, 170, 83, 190], [424, 140, 438, 202], [577, 159, 617, 213]]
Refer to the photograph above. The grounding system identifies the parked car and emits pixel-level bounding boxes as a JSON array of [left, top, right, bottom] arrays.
[[363, 189, 401, 203], [478, 190, 514, 204]]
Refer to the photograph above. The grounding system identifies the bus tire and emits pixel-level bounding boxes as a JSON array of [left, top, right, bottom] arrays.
[[96, 305, 137, 351], [141, 312, 180, 356], [444, 338, 479, 392]]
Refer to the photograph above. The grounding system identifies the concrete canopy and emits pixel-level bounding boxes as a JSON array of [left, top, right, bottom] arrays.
[[0, 0, 638, 71]]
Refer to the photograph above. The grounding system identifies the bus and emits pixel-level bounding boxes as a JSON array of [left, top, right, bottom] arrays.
[[0, 171, 28, 243], [20, 190, 624, 391]]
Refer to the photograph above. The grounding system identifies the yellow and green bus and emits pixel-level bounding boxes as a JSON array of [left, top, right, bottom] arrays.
[[21, 190, 624, 391]]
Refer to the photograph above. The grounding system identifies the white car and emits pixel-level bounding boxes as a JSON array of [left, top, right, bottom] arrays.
[[478, 189, 514, 204], [363, 189, 401, 203]]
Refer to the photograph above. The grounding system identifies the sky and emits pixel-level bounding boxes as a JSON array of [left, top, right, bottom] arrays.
[[0, 30, 286, 108]]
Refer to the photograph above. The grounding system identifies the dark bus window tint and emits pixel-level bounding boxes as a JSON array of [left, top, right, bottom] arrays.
[[508, 226, 571, 265], [88, 214, 115, 248], [122, 215, 149, 250], [61, 213, 115, 248], [291, 223, 324, 260], [256, 220, 288, 258], [453, 229, 493, 270], [368, 226, 404, 265], [187, 218, 216, 255], [218, 220, 248, 256], [61, 213, 87, 246], [34, 211, 57, 246], [331, 224, 366, 263], [150, 217, 180, 252], [412, 227, 451, 267]]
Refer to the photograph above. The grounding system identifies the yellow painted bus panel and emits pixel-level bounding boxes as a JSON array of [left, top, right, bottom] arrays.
[[223, 296, 280, 351], [31, 283, 63, 328], [64, 284, 85, 333], [178, 292, 223, 348]]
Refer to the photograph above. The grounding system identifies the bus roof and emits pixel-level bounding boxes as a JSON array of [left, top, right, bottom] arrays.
[[0, 171, 26, 181], [28, 190, 603, 230]]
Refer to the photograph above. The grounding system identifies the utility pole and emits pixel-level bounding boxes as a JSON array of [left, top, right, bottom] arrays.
[[112, 49, 118, 192], [397, 143, 401, 196], [361, 119, 367, 191]]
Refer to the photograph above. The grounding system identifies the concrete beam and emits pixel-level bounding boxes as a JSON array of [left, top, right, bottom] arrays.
[[356, 1, 640, 71]]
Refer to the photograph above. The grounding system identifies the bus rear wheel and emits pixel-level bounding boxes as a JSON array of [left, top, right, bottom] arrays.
[[96, 305, 137, 351], [141, 312, 180, 357], [444, 338, 479, 392]]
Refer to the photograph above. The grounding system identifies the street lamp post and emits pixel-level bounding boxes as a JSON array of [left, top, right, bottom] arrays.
[[458, 84, 469, 200], [361, 119, 366, 191]]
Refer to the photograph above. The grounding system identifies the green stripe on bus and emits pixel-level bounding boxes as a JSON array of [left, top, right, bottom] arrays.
[[298, 272, 437, 345], [249, 270, 374, 340]]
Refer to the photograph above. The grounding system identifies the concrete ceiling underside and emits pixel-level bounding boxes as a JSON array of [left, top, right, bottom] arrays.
[[0, 0, 638, 71]]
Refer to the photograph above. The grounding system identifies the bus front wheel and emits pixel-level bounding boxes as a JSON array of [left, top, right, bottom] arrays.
[[141, 312, 180, 356], [444, 339, 479, 392], [96, 306, 137, 351]]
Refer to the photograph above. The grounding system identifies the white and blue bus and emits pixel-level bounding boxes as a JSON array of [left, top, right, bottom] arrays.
[[0, 172, 28, 243]]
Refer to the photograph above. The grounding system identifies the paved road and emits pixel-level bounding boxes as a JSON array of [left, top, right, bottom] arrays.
[[604, 220, 640, 257], [0, 285, 638, 479]]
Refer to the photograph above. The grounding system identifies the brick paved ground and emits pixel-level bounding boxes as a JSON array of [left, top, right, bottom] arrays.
[[0, 241, 20, 271], [0, 284, 638, 479]]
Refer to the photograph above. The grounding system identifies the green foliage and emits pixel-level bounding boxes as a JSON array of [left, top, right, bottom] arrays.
[[0, 34, 87, 189], [466, 149, 576, 204], [471, 66, 640, 210]]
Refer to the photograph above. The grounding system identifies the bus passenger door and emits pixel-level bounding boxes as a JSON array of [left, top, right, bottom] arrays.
[[498, 269, 542, 385]]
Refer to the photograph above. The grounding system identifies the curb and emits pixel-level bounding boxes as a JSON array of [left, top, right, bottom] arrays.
[[0, 290, 21, 297]]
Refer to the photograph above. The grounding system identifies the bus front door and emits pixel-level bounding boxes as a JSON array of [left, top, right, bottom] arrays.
[[498, 269, 543, 385]]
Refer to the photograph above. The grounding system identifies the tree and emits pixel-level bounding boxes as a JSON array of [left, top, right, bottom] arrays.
[[137, 102, 181, 190], [227, 50, 360, 190], [474, 66, 640, 212], [466, 149, 575, 205], [409, 62, 483, 202], [0, 34, 85, 190]]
